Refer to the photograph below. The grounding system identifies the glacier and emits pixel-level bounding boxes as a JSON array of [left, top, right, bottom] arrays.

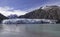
[[2, 18, 57, 24]]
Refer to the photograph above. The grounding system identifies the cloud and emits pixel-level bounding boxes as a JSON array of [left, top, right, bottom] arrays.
[[25, 6, 41, 12], [0, 6, 28, 16], [43, 1, 60, 6]]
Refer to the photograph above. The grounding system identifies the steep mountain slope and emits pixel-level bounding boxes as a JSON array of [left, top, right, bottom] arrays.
[[19, 5, 60, 20], [0, 13, 8, 23]]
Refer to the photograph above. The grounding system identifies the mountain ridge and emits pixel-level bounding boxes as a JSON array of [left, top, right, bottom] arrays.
[[19, 5, 60, 20]]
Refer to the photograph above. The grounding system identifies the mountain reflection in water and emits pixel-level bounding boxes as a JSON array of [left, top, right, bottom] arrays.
[[0, 24, 60, 37]]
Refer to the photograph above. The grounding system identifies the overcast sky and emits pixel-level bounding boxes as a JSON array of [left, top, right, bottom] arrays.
[[0, 0, 60, 16]]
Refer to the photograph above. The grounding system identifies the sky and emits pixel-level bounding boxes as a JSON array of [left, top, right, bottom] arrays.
[[0, 0, 60, 16]]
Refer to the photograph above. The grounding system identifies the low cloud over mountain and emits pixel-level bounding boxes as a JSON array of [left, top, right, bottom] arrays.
[[0, 6, 27, 16]]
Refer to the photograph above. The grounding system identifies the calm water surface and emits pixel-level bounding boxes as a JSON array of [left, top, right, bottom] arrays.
[[0, 24, 60, 37]]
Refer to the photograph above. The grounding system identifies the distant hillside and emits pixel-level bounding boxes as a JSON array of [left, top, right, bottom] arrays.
[[0, 13, 8, 23], [8, 14, 18, 19], [19, 5, 60, 20]]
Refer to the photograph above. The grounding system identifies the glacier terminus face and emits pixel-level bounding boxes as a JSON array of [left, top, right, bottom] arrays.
[[2, 18, 57, 24]]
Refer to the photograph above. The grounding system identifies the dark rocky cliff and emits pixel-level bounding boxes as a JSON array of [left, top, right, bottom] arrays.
[[0, 13, 8, 23]]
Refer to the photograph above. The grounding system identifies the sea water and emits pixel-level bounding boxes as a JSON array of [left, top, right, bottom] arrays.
[[0, 24, 60, 37]]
